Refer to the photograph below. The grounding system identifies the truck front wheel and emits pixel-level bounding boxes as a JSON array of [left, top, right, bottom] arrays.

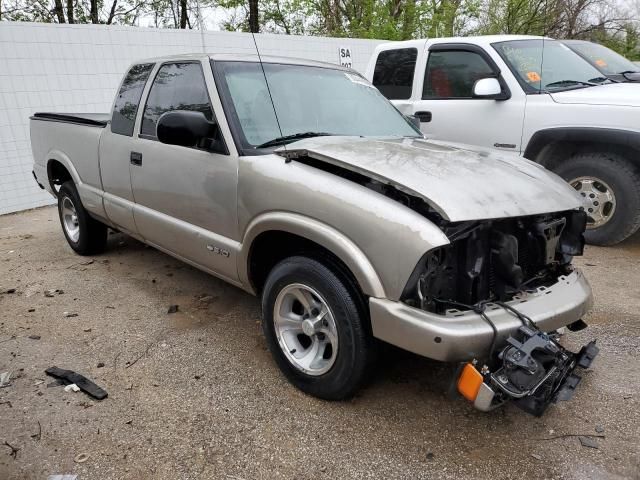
[[261, 256, 375, 400], [57, 181, 107, 255], [554, 152, 640, 246]]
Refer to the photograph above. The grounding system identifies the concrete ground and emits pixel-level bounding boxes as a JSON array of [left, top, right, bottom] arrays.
[[0, 206, 639, 480]]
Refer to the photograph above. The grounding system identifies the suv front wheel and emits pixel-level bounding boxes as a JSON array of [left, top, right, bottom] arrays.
[[555, 152, 640, 246], [261, 256, 375, 400]]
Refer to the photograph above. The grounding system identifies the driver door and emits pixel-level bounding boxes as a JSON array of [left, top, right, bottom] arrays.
[[411, 45, 526, 154], [130, 60, 240, 283]]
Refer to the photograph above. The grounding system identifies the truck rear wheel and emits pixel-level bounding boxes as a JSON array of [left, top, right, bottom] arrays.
[[57, 181, 107, 255], [261, 256, 375, 400], [554, 152, 640, 246]]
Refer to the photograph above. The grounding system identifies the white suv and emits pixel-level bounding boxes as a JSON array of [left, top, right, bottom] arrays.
[[365, 35, 640, 245]]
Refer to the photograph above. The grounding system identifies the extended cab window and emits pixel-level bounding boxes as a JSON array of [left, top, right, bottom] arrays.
[[422, 50, 494, 99], [111, 63, 154, 136], [372, 48, 417, 100], [140, 62, 214, 139]]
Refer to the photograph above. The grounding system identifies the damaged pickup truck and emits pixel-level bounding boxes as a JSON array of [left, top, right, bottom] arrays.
[[30, 54, 597, 415]]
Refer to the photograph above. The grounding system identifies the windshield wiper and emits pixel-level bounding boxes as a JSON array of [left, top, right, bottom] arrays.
[[588, 76, 611, 84], [544, 79, 595, 91], [619, 70, 640, 75], [257, 132, 333, 148]]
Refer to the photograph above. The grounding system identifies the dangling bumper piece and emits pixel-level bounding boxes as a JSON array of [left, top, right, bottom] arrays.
[[457, 325, 599, 416]]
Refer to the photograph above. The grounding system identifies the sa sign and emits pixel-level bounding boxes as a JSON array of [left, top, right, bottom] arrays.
[[338, 47, 353, 68]]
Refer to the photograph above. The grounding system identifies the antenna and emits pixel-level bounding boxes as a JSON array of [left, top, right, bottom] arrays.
[[539, 0, 547, 94], [250, 32, 289, 161]]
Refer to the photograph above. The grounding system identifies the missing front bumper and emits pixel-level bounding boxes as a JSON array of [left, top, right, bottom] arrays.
[[458, 325, 599, 416]]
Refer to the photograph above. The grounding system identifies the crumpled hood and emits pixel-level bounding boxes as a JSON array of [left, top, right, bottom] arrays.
[[277, 136, 582, 222], [550, 83, 640, 107]]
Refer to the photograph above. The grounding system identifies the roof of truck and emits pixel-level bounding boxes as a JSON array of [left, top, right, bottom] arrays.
[[374, 34, 554, 51], [133, 53, 351, 71]]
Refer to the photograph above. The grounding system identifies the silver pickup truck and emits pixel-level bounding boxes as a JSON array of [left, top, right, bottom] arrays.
[[30, 53, 597, 415]]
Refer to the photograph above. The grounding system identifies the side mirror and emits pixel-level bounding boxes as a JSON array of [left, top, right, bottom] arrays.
[[472, 77, 508, 100], [157, 110, 215, 147]]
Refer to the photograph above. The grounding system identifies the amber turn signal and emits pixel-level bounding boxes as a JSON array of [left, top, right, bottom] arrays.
[[457, 363, 484, 402]]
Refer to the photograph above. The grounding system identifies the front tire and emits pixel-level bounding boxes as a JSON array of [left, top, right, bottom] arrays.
[[261, 256, 375, 400], [554, 152, 640, 246], [57, 181, 107, 255]]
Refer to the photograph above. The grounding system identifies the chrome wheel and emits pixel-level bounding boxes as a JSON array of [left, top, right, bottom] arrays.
[[61, 196, 80, 242], [273, 283, 338, 376], [570, 176, 616, 229]]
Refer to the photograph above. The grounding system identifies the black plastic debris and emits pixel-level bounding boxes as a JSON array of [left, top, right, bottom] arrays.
[[45, 367, 108, 400], [167, 305, 179, 314]]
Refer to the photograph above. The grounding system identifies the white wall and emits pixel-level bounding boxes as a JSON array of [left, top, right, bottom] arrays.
[[0, 21, 383, 215]]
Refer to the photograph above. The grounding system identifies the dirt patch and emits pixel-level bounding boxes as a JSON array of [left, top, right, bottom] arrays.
[[1, 206, 639, 479]]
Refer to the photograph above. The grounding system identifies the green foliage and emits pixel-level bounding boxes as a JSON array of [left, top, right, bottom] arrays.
[[0, 0, 637, 61]]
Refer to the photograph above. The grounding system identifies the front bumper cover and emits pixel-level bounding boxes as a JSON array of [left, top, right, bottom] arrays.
[[369, 269, 593, 362]]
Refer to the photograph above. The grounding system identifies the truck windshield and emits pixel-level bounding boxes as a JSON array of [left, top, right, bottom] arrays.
[[563, 41, 640, 75], [214, 61, 421, 150], [492, 39, 610, 93]]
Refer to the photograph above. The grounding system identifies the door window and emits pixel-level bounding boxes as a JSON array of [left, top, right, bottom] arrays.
[[372, 48, 418, 100], [422, 50, 495, 99], [111, 63, 154, 136], [140, 62, 215, 140]]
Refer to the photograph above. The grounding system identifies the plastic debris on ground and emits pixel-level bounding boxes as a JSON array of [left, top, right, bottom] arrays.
[[45, 367, 108, 400], [0, 372, 11, 388]]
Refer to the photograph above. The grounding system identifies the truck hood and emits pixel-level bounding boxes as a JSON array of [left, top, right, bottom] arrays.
[[277, 137, 582, 222], [550, 83, 640, 107]]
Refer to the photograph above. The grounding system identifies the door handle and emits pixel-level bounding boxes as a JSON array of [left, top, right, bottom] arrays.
[[130, 151, 142, 166], [415, 111, 432, 123]]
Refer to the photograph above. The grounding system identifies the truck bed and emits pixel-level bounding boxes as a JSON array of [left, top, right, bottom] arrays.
[[31, 112, 110, 127]]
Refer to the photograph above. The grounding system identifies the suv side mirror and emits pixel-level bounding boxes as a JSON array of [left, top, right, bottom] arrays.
[[473, 77, 508, 100], [157, 110, 215, 147]]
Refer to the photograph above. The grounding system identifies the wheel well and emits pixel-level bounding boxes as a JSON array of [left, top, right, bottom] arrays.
[[248, 230, 368, 308], [47, 160, 72, 194], [528, 137, 640, 173]]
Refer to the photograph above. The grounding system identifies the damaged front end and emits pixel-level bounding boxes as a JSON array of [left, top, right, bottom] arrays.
[[402, 209, 599, 415]]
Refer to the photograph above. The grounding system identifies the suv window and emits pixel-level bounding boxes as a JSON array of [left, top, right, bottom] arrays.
[[140, 62, 214, 139], [423, 50, 494, 99], [111, 63, 154, 136], [372, 48, 417, 100]]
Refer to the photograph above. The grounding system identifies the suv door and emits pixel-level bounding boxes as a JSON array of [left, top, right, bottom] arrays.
[[404, 44, 525, 154], [130, 60, 240, 283]]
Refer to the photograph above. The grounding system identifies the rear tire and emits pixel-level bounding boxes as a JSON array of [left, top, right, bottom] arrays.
[[554, 152, 640, 246], [261, 256, 375, 400], [57, 181, 107, 255]]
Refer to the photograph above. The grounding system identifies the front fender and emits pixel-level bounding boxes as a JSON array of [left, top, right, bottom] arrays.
[[238, 211, 386, 298], [524, 127, 640, 164], [237, 155, 451, 301]]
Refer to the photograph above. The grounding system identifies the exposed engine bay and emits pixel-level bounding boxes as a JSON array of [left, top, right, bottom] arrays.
[[402, 209, 588, 313]]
